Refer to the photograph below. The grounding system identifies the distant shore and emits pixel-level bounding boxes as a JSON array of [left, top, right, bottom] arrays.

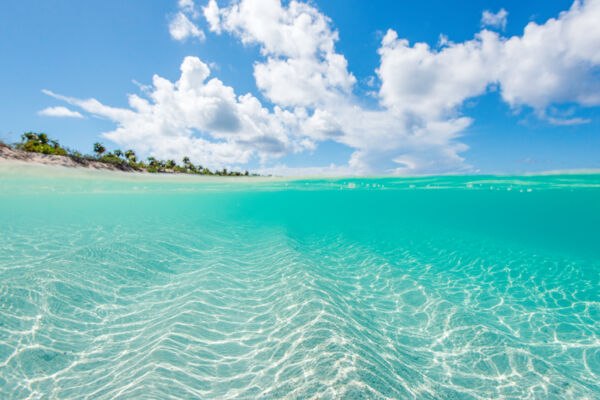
[[1, 133, 256, 176], [0, 143, 141, 172]]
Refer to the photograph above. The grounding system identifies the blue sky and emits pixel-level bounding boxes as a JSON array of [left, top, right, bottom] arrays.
[[1, 0, 599, 175]]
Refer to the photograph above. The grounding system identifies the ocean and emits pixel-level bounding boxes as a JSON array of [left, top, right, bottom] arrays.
[[1, 164, 599, 399]]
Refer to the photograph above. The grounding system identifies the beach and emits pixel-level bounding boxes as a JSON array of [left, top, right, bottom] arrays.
[[3, 0, 600, 397], [0, 145, 139, 172]]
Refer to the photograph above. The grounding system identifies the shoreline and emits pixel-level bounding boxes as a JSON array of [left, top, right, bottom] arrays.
[[0, 145, 141, 172], [2, 144, 599, 180], [0, 147, 275, 183]]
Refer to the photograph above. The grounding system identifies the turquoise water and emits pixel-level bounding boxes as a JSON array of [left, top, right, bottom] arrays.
[[1, 164, 600, 399]]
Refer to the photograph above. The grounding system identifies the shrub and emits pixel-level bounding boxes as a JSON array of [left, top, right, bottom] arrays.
[[17, 132, 68, 156]]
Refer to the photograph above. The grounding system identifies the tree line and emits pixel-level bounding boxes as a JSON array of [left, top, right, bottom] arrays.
[[9, 132, 256, 176]]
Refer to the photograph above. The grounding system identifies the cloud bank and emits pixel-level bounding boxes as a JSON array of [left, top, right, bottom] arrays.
[[44, 0, 600, 175]]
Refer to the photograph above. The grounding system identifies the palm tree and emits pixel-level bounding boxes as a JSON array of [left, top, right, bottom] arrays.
[[165, 160, 176, 169], [124, 149, 137, 162], [38, 133, 49, 145], [114, 149, 123, 158], [182, 156, 196, 172], [93, 142, 106, 157], [22, 132, 37, 142]]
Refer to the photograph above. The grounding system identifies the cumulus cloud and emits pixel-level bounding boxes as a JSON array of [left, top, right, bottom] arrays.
[[481, 9, 508, 30], [44, 0, 600, 175], [498, 0, 600, 109], [169, 12, 204, 41], [378, 0, 600, 116], [37, 106, 84, 118], [169, 1, 204, 41], [377, 29, 502, 119], [205, 0, 356, 107], [42, 58, 309, 169], [199, 0, 472, 173]]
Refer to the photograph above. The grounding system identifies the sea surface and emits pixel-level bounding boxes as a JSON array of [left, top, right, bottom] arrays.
[[1, 164, 599, 399]]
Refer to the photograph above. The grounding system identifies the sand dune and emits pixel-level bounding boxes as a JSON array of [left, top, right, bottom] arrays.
[[0, 144, 137, 172]]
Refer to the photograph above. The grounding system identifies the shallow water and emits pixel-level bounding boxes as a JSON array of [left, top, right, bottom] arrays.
[[1, 165, 599, 399]]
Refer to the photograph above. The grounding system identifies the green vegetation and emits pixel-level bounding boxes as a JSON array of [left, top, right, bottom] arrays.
[[16, 132, 68, 156], [6, 132, 257, 176]]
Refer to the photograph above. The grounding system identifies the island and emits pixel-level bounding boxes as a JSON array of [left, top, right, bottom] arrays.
[[0, 132, 258, 176]]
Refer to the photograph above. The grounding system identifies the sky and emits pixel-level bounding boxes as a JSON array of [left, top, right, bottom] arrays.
[[1, 0, 599, 175]]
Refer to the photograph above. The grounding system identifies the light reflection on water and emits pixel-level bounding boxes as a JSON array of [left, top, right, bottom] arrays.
[[1, 165, 599, 399]]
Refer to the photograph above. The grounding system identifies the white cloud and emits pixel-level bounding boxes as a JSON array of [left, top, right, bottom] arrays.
[[169, 12, 204, 41], [178, 0, 198, 18], [547, 116, 591, 125], [481, 9, 508, 30], [203, 0, 221, 33], [207, 0, 336, 58], [37, 106, 84, 118], [253, 54, 354, 107], [206, 0, 474, 174], [498, 0, 600, 109], [542, 106, 592, 125], [43, 0, 600, 175], [42, 58, 309, 169], [205, 0, 356, 107], [377, 29, 502, 119], [377, 0, 600, 116]]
